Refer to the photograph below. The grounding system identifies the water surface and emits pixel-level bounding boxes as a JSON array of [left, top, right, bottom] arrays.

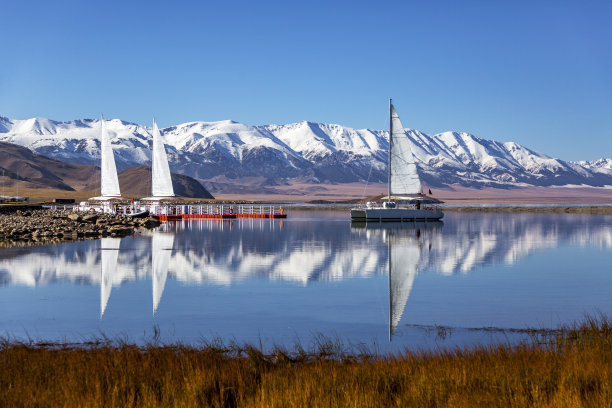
[[1, 210, 610, 352]]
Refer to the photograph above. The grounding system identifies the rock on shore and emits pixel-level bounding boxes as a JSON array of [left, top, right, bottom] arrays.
[[0, 208, 161, 247]]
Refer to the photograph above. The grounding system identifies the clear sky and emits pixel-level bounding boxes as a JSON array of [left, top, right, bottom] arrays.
[[1, 0, 611, 161]]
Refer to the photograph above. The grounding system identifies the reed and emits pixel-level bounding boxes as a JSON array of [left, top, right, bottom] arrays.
[[1, 316, 610, 407]]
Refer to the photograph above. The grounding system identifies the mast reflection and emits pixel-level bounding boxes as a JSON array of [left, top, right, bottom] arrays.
[[100, 237, 121, 318], [152, 232, 174, 315], [351, 221, 443, 340]]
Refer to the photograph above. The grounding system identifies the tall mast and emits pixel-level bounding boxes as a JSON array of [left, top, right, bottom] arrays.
[[388, 98, 392, 202], [388, 235, 392, 341], [100, 113, 103, 197]]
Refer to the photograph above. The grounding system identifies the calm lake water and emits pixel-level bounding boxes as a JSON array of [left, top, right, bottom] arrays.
[[1, 210, 611, 352]]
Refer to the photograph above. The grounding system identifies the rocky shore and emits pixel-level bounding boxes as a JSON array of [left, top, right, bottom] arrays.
[[0, 208, 161, 248]]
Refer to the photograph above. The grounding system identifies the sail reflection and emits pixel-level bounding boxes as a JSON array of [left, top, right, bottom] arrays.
[[152, 232, 174, 315], [100, 238, 121, 318], [351, 221, 443, 339]]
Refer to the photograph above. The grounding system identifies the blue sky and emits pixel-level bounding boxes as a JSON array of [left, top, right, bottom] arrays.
[[1, 0, 611, 161]]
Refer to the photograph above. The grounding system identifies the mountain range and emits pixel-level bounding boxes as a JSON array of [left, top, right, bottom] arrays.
[[1, 115, 611, 193]]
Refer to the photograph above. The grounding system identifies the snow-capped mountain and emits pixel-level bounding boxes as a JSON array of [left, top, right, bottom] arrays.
[[1, 115, 611, 191]]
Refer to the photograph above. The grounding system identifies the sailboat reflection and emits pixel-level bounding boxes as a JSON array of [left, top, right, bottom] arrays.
[[100, 237, 121, 318], [352, 221, 443, 340], [152, 232, 174, 315], [99, 232, 174, 318]]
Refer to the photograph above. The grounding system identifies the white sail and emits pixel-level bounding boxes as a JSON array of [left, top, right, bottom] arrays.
[[100, 237, 121, 318], [151, 119, 175, 197], [389, 236, 421, 338], [100, 115, 121, 198], [152, 232, 174, 315], [389, 104, 422, 196]]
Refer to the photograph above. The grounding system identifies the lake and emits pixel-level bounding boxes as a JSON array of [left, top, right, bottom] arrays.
[[1, 210, 610, 352]]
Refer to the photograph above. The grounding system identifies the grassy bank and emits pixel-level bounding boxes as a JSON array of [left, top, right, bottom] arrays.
[[1, 317, 610, 407]]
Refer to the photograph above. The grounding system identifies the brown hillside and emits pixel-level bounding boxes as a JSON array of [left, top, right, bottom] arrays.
[[118, 166, 214, 199], [83, 166, 214, 199], [0, 142, 98, 191]]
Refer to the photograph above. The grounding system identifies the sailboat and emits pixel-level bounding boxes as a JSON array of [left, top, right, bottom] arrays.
[[149, 119, 175, 199], [351, 100, 443, 221], [81, 115, 123, 212], [92, 114, 122, 200]]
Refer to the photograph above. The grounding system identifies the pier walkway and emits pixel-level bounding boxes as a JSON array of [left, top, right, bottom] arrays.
[[70, 202, 288, 221], [142, 204, 286, 221]]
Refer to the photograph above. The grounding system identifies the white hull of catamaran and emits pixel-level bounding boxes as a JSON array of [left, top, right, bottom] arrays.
[[350, 208, 444, 221]]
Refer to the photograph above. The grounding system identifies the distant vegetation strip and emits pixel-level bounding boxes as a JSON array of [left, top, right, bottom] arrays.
[[1, 316, 610, 407], [267, 204, 612, 214], [443, 205, 612, 214]]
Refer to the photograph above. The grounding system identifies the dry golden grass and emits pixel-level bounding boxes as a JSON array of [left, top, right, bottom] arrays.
[[0, 317, 610, 407]]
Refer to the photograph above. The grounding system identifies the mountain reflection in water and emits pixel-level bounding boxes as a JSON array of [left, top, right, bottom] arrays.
[[0, 211, 610, 346]]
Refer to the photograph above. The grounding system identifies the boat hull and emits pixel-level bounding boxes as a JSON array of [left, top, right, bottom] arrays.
[[350, 208, 443, 221], [126, 210, 150, 218]]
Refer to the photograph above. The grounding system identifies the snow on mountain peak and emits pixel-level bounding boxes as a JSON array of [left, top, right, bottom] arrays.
[[0, 115, 611, 188], [0, 116, 12, 133]]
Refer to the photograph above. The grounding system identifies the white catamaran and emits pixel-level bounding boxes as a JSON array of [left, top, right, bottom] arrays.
[[92, 114, 122, 200], [81, 115, 122, 211], [351, 100, 443, 222]]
